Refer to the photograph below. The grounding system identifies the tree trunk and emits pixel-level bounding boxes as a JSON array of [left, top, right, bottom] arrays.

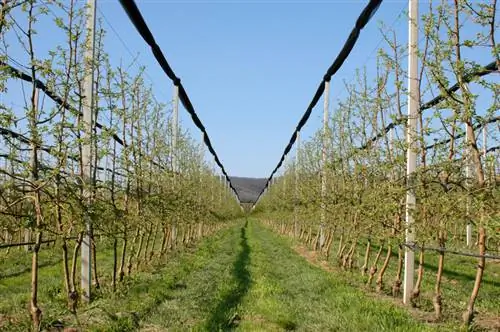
[[376, 245, 392, 293], [433, 232, 446, 321], [411, 244, 425, 306], [30, 231, 42, 331], [170, 224, 177, 250], [336, 233, 344, 258], [149, 222, 159, 261], [325, 230, 334, 260], [392, 245, 403, 297], [361, 239, 371, 276], [127, 228, 140, 275], [61, 238, 71, 309], [118, 236, 127, 282], [463, 227, 486, 326], [143, 224, 152, 261], [367, 242, 384, 288], [112, 237, 118, 292], [91, 233, 99, 289], [346, 238, 358, 269], [69, 232, 83, 313], [312, 228, 320, 251], [134, 232, 145, 270]]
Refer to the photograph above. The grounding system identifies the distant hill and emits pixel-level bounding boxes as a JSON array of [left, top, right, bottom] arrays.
[[229, 176, 267, 204]]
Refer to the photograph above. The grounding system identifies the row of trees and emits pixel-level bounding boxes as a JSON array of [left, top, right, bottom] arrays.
[[0, 1, 241, 330], [254, 0, 498, 327]]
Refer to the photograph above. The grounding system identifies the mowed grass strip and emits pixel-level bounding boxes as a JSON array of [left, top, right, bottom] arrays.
[[232, 220, 436, 332], [2, 220, 440, 331], [138, 219, 436, 331]]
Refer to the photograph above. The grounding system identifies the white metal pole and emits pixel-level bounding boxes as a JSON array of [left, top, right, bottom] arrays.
[[172, 85, 179, 174], [170, 85, 180, 249], [482, 123, 487, 159], [482, 123, 489, 183], [81, 0, 96, 302], [294, 131, 300, 237], [200, 132, 204, 205], [465, 123, 472, 247], [320, 80, 330, 246], [464, 83, 473, 247], [403, 0, 418, 305], [200, 132, 205, 165]]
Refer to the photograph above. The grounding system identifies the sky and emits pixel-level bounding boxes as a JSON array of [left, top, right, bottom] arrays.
[[2, 1, 497, 179], [96, 0, 409, 178]]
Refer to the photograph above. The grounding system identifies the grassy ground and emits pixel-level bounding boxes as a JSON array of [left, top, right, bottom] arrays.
[[2, 219, 447, 331], [276, 224, 500, 331]]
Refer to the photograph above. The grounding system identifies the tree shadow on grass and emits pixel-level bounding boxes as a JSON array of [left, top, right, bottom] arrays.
[[0, 258, 61, 280], [205, 221, 251, 330]]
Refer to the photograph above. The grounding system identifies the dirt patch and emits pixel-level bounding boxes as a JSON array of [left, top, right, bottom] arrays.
[[474, 315, 500, 332], [0, 314, 23, 329]]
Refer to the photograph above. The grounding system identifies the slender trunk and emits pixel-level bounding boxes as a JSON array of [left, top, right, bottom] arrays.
[[433, 232, 446, 321], [198, 222, 203, 240], [299, 227, 305, 240], [30, 231, 42, 330], [170, 224, 177, 250], [27, 6, 42, 326], [411, 243, 425, 306], [118, 235, 127, 282], [463, 227, 486, 325], [127, 228, 140, 275], [112, 237, 117, 292], [305, 226, 311, 245], [312, 227, 320, 251], [392, 245, 403, 297], [376, 245, 392, 293], [346, 238, 358, 269], [69, 232, 83, 313], [325, 230, 334, 260], [143, 224, 152, 261], [338, 243, 348, 266], [361, 239, 371, 276], [322, 229, 331, 255], [341, 240, 351, 268], [149, 222, 159, 261], [159, 225, 169, 256], [336, 233, 344, 258], [367, 242, 384, 287], [62, 238, 71, 305], [134, 232, 145, 270], [91, 233, 99, 289]]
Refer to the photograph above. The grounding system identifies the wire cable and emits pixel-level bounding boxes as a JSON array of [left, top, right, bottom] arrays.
[[118, 0, 241, 202], [254, 0, 384, 206]]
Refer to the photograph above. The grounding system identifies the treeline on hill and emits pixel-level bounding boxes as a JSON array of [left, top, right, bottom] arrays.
[[0, 1, 241, 330], [253, 0, 499, 329]]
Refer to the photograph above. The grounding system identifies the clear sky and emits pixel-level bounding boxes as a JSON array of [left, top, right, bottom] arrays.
[[97, 0, 410, 178], [3, 1, 496, 178]]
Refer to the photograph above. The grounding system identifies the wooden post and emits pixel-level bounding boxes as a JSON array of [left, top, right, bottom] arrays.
[[403, 0, 418, 305], [81, 0, 96, 302]]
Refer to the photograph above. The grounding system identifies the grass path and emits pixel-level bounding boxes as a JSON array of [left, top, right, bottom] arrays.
[[1, 220, 439, 331], [139, 219, 434, 331]]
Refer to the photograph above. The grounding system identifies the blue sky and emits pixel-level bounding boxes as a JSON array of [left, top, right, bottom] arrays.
[[3, 1, 497, 178], [96, 0, 409, 178]]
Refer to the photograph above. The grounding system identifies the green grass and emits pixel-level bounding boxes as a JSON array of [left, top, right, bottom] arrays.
[[1, 219, 446, 331], [233, 221, 436, 332], [280, 226, 500, 331]]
